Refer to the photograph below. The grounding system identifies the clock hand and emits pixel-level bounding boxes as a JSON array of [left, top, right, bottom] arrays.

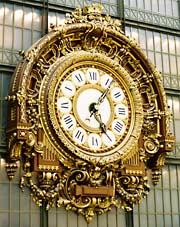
[[97, 80, 114, 105], [93, 112, 112, 141], [93, 111, 107, 133]]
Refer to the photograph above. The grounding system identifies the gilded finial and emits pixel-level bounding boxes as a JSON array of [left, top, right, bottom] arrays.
[[82, 4, 103, 15]]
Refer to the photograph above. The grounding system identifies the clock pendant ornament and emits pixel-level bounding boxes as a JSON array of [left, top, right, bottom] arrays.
[[6, 4, 174, 222]]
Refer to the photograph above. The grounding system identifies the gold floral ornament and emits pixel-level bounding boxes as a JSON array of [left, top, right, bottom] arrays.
[[6, 4, 174, 222]]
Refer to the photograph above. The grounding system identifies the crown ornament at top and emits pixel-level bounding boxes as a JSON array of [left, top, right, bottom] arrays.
[[52, 4, 123, 33], [82, 4, 103, 15]]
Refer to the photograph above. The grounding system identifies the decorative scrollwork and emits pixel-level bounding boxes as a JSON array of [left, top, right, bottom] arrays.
[[115, 175, 150, 211]]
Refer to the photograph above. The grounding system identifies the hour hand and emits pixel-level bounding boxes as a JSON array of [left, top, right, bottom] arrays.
[[94, 112, 107, 133]]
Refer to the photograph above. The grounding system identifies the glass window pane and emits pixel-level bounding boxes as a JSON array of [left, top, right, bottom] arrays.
[[163, 54, 170, 73], [158, 0, 166, 15], [155, 53, 162, 71], [4, 4, 13, 25], [173, 97, 180, 118], [162, 166, 170, 188], [33, 31, 41, 44], [170, 55, 177, 75], [162, 34, 168, 52], [175, 37, 180, 55], [139, 29, 146, 49], [164, 215, 172, 226], [33, 9, 42, 31], [172, 1, 178, 17], [152, 0, 158, 13], [4, 26, 12, 49], [14, 28, 22, 50], [165, 0, 173, 16], [0, 3, 4, 24], [14, 6, 23, 27], [148, 51, 155, 65], [169, 165, 177, 188], [155, 190, 163, 213], [174, 120, 180, 142], [0, 25, 3, 48], [147, 31, 154, 50], [56, 14, 65, 26], [23, 29, 32, 49], [145, 0, 151, 11], [177, 57, 180, 74], [154, 32, 161, 51], [24, 7, 32, 29], [130, 0, 137, 7], [137, 0, 145, 9], [168, 36, 175, 54], [131, 27, 138, 42], [163, 190, 171, 213]]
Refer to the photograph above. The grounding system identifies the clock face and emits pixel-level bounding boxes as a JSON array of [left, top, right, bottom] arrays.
[[48, 63, 132, 153], [40, 53, 143, 162]]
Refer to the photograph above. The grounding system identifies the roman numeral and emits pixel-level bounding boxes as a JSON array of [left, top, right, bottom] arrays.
[[64, 115, 74, 129], [92, 136, 99, 146], [113, 121, 124, 134], [60, 102, 69, 109], [65, 86, 72, 91], [75, 73, 83, 82], [75, 130, 84, 142], [89, 71, 97, 80], [118, 107, 126, 115], [105, 78, 110, 86], [114, 91, 121, 98]]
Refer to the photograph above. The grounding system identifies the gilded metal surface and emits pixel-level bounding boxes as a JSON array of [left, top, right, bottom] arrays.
[[6, 4, 174, 222]]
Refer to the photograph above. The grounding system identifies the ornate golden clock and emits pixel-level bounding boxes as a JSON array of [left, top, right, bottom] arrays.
[[6, 4, 174, 222], [40, 52, 143, 164]]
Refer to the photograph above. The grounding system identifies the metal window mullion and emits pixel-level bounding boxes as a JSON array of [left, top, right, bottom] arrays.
[[32, 7, 34, 46], [22, 5, 25, 51], [42, 0, 49, 35], [154, 187, 158, 227], [2, 2, 5, 64], [9, 181, 12, 227], [167, 35, 174, 89], [125, 210, 133, 227], [12, 3, 15, 65], [177, 165, 180, 227], [161, 167, 166, 227], [168, 164, 174, 226]]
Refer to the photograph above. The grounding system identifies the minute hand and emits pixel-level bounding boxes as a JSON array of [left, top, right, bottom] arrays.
[[97, 80, 114, 105]]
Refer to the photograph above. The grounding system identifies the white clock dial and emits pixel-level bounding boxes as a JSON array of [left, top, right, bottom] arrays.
[[73, 127, 87, 145], [75, 87, 111, 130], [112, 119, 125, 135], [72, 70, 86, 87], [111, 87, 124, 103], [86, 68, 99, 84], [61, 80, 76, 97], [115, 104, 128, 119], [57, 97, 72, 113], [88, 133, 102, 149], [61, 114, 76, 131]]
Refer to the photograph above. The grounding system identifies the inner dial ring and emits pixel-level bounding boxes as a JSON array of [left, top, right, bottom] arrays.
[[73, 84, 114, 133]]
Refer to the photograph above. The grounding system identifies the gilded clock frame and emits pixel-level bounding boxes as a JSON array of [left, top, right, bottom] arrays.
[[5, 5, 174, 223]]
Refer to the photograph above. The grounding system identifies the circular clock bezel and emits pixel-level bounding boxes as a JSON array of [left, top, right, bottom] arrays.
[[39, 51, 144, 163]]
